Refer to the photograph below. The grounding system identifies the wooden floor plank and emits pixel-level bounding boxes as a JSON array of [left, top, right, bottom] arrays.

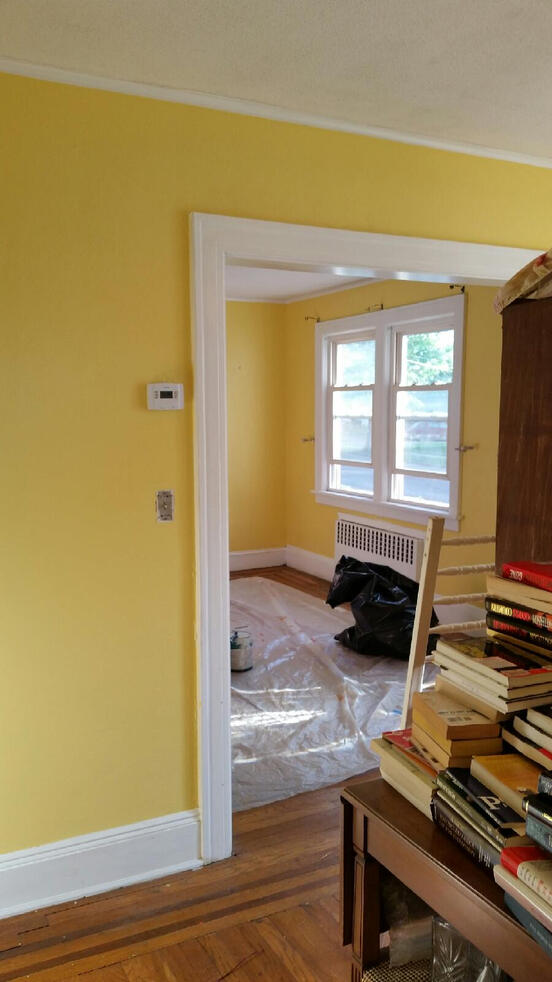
[[1, 564, 376, 982]]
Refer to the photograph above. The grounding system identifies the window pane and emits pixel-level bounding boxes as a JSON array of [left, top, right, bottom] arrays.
[[395, 420, 448, 473], [396, 390, 448, 417], [399, 329, 454, 386], [335, 339, 375, 386], [333, 390, 372, 462], [391, 473, 450, 507], [331, 464, 374, 495]]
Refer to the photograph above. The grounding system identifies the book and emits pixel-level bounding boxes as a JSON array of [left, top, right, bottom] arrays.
[[436, 667, 552, 713], [502, 561, 552, 595], [501, 843, 552, 906], [381, 728, 439, 777], [411, 689, 501, 739], [487, 572, 552, 614], [378, 764, 433, 821], [487, 613, 552, 653], [434, 673, 506, 722], [410, 719, 502, 758], [515, 714, 552, 754], [431, 793, 500, 871], [523, 793, 552, 830], [370, 737, 435, 818], [527, 815, 552, 854], [486, 628, 552, 663], [434, 636, 552, 689], [486, 595, 552, 634], [538, 771, 552, 795], [502, 724, 552, 771], [470, 754, 542, 818], [436, 774, 531, 849], [528, 707, 552, 739], [445, 766, 526, 832], [494, 863, 552, 933], [503, 892, 552, 959], [411, 725, 472, 770]]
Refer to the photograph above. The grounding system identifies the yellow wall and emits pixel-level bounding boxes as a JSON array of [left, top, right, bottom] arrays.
[[283, 281, 501, 593], [2, 68, 552, 853], [226, 302, 286, 551]]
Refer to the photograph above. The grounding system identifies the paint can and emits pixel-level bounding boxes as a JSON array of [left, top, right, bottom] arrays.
[[230, 628, 253, 672]]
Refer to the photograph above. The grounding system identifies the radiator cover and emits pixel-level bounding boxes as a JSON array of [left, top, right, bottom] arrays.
[[335, 517, 423, 581]]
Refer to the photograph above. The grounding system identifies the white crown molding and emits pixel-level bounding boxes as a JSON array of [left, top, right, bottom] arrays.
[[1, 56, 552, 170], [0, 809, 201, 918]]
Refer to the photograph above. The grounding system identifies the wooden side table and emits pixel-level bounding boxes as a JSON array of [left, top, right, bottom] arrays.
[[340, 777, 551, 982]]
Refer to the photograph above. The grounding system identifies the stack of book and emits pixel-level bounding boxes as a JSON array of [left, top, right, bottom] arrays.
[[410, 690, 502, 770], [487, 564, 552, 660], [431, 634, 552, 716], [502, 708, 552, 772], [370, 729, 437, 819], [493, 773, 552, 957], [432, 765, 532, 872]]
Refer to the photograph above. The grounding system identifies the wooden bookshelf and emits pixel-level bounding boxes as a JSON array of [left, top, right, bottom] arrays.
[[340, 777, 550, 981]]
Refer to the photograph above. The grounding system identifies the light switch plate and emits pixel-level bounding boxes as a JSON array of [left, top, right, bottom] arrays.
[[156, 489, 174, 522]]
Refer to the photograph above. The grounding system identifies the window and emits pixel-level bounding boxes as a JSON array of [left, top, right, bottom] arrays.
[[315, 294, 464, 529]]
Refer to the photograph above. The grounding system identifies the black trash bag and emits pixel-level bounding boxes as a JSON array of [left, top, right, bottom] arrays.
[[326, 555, 438, 660]]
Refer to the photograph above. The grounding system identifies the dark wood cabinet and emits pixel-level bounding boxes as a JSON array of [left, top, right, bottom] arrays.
[[495, 297, 552, 570]]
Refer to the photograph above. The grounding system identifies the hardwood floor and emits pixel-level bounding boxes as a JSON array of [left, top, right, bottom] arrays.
[[1, 565, 370, 981], [0, 773, 377, 981], [230, 564, 331, 602]]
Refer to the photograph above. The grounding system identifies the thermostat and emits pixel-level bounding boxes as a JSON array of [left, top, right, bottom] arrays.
[[147, 383, 184, 410]]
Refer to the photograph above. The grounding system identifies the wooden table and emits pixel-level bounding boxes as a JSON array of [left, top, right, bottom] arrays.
[[340, 777, 551, 982]]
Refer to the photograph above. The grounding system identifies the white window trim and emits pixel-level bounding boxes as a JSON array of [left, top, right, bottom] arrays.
[[315, 295, 465, 531]]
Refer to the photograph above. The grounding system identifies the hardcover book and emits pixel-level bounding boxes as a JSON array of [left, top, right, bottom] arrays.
[[527, 815, 552, 854], [411, 724, 471, 770], [502, 561, 552, 595], [445, 767, 526, 831], [431, 794, 500, 871], [436, 774, 530, 849], [470, 754, 542, 818], [500, 843, 552, 906], [523, 792, 552, 830], [503, 893, 552, 959], [494, 863, 552, 933], [486, 613, 552, 652], [486, 596, 552, 633], [538, 771, 552, 794]]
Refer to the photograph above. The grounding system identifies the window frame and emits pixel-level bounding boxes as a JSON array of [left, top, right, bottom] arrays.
[[315, 294, 465, 531]]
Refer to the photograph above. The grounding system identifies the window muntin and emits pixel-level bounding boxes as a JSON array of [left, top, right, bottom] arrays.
[[316, 295, 464, 525]]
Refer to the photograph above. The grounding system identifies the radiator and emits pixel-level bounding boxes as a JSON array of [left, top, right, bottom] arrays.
[[335, 517, 424, 581]]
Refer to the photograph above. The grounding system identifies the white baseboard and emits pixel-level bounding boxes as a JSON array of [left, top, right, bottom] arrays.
[[229, 548, 286, 571], [0, 809, 201, 919], [285, 545, 335, 581]]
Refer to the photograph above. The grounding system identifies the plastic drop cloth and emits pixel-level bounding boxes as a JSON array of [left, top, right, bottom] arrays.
[[230, 577, 424, 811]]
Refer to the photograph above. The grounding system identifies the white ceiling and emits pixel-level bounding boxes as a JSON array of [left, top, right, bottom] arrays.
[[1, 1, 552, 164], [225, 265, 370, 303]]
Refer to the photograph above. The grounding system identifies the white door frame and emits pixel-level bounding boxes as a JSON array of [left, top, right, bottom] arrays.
[[190, 212, 539, 863]]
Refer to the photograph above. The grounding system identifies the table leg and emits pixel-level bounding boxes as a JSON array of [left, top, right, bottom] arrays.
[[351, 811, 380, 982]]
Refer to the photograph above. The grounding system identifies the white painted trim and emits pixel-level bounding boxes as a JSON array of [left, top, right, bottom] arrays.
[[230, 548, 286, 571], [0, 810, 201, 919], [1, 57, 552, 170], [191, 212, 540, 864], [285, 545, 335, 581], [226, 276, 376, 305], [317, 489, 460, 532]]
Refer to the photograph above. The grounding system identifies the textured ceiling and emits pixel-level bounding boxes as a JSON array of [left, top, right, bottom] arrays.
[[1, 0, 550, 160]]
